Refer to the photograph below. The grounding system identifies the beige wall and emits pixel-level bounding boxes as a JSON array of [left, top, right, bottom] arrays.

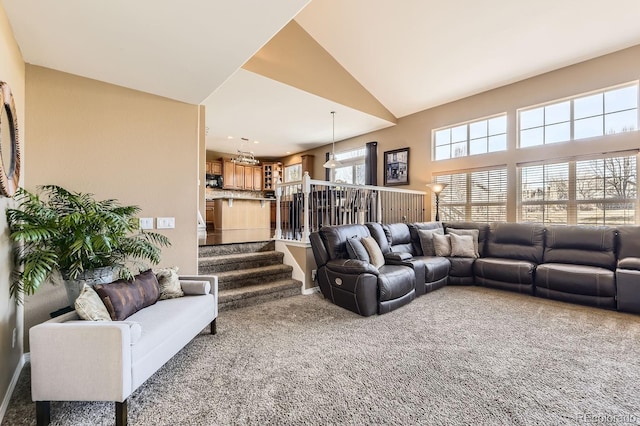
[[296, 44, 640, 221], [23, 65, 200, 348], [0, 2, 25, 414]]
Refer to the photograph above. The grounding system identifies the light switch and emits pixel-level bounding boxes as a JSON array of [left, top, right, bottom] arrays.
[[139, 217, 154, 230], [157, 217, 175, 229]]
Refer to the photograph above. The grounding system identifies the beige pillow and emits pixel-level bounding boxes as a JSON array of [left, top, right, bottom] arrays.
[[433, 233, 452, 257], [74, 284, 112, 321], [154, 266, 184, 300], [450, 233, 477, 258], [361, 236, 385, 269], [447, 228, 480, 257], [418, 228, 444, 256]]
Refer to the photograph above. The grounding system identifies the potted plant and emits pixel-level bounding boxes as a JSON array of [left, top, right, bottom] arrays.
[[6, 185, 171, 304]]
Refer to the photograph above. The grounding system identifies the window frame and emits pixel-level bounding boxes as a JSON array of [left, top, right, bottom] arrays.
[[331, 146, 366, 185], [432, 113, 508, 161]]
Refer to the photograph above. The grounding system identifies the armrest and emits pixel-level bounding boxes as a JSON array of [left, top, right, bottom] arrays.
[[385, 252, 413, 261], [618, 257, 640, 271], [326, 259, 379, 276], [180, 274, 218, 318], [30, 321, 133, 402]]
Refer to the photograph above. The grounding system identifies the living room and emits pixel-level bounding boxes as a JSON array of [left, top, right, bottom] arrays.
[[2, 1, 640, 425]]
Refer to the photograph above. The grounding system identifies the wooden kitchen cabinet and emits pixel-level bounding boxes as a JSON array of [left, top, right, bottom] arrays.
[[234, 164, 245, 189], [211, 160, 222, 175], [206, 161, 212, 174], [263, 162, 282, 191], [205, 201, 215, 227], [223, 159, 235, 189], [252, 166, 262, 190], [244, 166, 253, 190]]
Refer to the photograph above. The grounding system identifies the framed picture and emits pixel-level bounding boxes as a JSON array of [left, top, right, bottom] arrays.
[[383, 148, 410, 186]]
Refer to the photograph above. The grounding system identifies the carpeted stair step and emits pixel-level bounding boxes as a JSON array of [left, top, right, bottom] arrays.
[[215, 264, 294, 291], [199, 240, 275, 257], [218, 279, 301, 311], [199, 251, 284, 274]]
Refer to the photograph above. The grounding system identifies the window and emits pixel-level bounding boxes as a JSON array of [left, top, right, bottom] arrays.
[[519, 83, 639, 147], [332, 147, 366, 185], [518, 153, 638, 225], [433, 167, 507, 222], [433, 115, 507, 161]]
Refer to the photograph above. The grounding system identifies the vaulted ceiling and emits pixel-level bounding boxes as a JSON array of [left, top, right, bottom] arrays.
[[5, 0, 640, 157]]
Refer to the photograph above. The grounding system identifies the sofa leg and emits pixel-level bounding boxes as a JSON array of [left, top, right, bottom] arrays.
[[210, 318, 217, 335], [36, 401, 50, 426], [116, 400, 127, 426]]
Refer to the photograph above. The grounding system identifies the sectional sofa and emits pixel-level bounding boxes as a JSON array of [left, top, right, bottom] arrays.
[[310, 221, 640, 317]]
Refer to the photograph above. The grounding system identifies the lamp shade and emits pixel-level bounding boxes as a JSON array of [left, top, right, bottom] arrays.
[[323, 153, 342, 169], [426, 182, 448, 194]]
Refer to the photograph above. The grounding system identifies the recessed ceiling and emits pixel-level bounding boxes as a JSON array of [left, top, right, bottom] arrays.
[[4, 0, 640, 158]]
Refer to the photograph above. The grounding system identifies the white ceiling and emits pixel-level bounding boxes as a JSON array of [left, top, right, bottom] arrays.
[[5, 0, 640, 158]]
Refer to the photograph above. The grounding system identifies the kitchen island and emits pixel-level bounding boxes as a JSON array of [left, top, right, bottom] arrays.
[[210, 196, 272, 230]]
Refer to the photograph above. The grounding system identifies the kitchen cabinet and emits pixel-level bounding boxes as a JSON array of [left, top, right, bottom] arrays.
[[263, 162, 282, 191], [205, 201, 215, 227], [244, 166, 253, 190], [234, 164, 245, 189], [211, 160, 222, 175], [222, 159, 236, 189], [206, 162, 212, 174], [252, 166, 262, 191]]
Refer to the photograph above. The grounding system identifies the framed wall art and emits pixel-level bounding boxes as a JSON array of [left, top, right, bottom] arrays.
[[383, 148, 409, 186]]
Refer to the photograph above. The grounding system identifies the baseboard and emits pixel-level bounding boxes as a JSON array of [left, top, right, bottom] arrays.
[[302, 286, 320, 296], [0, 352, 27, 423]]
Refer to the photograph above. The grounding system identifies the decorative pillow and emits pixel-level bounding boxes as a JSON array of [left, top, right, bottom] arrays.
[[154, 266, 184, 300], [74, 284, 112, 321], [180, 280, 211, 295], [433, 233, 452, 257], [450, 233, 477, 258], [418, 228, 444, 256], [447, 228, 480, 257], [94, 269, 160, 321], [361, 236, 385, 269], [346, 237, 371, 263]]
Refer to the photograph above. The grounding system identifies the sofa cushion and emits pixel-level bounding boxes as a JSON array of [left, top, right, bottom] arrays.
[[417, 228, 444, 256], [535, 263, 615, 297], [155, 266, 185, 300], [74, 284, 112, 321], [346, 237, 370, 263], [94, 269, 161, 321], [180, 280, 212, 295], [448, 257, 475, 278], [383, 223, 414, 254], [486, 222, 545, 264], [449, 232, 477, 258], [415, 256, 450, 282], [618, 257, 640, 271], [433, 233, 452, 257], [543, 226, 616, 270], [617, 226, 640, 260], [446, 228, 479, 258], [320, 224, 371, 260], [377, 265, 415, 301], [361, 236, 385, 269], [474, 258, 536, 284]]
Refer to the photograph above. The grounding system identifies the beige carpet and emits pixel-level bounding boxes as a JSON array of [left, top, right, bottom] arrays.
[[4, 286, 640, 425]]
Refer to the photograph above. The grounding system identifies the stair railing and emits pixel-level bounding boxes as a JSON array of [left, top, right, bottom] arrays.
[[275, 172, 426, 243]]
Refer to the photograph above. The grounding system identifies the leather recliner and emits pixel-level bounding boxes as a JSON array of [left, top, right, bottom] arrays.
[[366, 222, 450, 296], [310, 224, 416, 316], [615, 226, 640, 313]]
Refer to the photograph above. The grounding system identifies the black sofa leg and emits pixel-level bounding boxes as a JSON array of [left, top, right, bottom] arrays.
[[116, 400, 127, 426], [210, 318, 217, 335], [36, 401, 50, 426]]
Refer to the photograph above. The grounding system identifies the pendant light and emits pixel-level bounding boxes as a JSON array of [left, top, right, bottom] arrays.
[[323, 111, 342, 169]]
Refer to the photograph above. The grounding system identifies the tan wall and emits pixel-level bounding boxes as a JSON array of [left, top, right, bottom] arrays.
[[296, 44, 640, 220], [0, 2, 25, 413], [23, 65, 200, 349]]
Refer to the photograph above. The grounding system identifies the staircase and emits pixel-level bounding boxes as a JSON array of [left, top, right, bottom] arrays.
[[198, 241, 301, 311]]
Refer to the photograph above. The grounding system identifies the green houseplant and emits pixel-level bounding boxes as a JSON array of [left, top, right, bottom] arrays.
[[6, 185, 171, 303]]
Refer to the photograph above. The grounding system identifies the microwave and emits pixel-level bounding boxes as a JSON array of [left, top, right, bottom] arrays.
[[205, 174, 223, 188]]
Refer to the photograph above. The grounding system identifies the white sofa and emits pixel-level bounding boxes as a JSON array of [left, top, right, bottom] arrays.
[[29, 275, 218, 426]]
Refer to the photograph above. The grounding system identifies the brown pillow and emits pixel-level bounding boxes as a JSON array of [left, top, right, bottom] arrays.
[[94, 269, 160, 321]]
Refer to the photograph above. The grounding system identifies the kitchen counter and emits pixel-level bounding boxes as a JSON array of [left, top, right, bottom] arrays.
[[206, 196, 275, 201], [211, 198, 271, 230]]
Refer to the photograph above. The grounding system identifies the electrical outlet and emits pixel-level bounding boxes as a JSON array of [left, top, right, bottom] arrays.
[[311, 269, 317, 282], [157, 217, 175, 229], [12, 328, 16, 349], [139, 217, 154, 230]]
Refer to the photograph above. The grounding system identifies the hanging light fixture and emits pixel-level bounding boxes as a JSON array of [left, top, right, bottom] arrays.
[[323, 111, 343, 169]]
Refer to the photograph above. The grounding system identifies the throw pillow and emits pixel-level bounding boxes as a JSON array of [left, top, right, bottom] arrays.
[[433, 233, 452, 257], [94, 269, 161, 321], [447, 228, 480, 258], [346, 237, 371, 263], [450, 233, 477, 258], [361, 236, 385, 269], [74, 284, 112, 321], [154, 266, 184, 300], [417, 228, 444, 256]]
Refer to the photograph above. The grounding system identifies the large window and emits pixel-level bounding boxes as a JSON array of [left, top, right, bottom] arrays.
[[519, 83, 639, 147], [332, 147, 366, 185], [519, 153, 638, 225], [433, 167, 507, 222], [433, 115, 507, 161]]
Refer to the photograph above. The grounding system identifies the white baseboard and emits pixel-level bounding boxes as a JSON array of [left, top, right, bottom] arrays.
[[302, 286, 320, 295], [0, 353, 27, 423]]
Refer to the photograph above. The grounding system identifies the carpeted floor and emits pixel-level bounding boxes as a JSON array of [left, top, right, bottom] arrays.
[[4, 286, 640, 425]]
